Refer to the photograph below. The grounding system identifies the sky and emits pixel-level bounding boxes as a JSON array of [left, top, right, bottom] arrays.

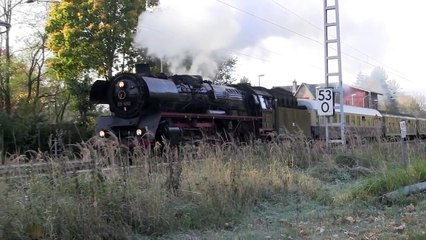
[[134, 0, 426, 95]]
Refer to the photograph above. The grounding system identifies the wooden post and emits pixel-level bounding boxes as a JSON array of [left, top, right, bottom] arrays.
[[401, 137, 408, 167], [400, 121, 408, 167]]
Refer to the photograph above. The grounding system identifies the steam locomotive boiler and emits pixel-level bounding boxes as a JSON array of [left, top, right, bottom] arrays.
[[90, 64, 275, 146]]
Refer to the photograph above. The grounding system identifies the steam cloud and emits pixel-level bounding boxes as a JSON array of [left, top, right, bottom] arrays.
[[133, 0, 297, 77], [133, 0, 388, 81]]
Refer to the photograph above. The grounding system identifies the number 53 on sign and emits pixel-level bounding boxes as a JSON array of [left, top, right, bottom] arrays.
[[316, 88, 335, 116]]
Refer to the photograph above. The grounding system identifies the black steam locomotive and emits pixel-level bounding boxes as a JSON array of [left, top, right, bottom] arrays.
[[89, 64, 304, 147]]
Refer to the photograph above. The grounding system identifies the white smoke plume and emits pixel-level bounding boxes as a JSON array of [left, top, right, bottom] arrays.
[[133, 0, 297, 77], [133, 0, 388, 80]]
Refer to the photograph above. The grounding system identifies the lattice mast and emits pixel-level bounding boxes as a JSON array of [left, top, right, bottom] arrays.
[[323, 0, 345, 146]]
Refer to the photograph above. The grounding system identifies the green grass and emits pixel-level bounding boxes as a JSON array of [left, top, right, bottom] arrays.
[[348, 158, 426, 200]]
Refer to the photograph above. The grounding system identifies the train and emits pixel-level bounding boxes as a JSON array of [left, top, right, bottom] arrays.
[[298, 99, 426, 141], [89, 63, 426, 147]]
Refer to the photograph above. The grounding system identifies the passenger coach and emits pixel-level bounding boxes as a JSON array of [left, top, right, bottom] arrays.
[[297, 99, 382, 140]]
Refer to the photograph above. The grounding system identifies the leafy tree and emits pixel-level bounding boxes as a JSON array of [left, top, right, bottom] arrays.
[[144, 54, 171, 75], [0, 0, 26, 114], [66, 75, 93, 126], [384, 78, 401, 112], [213, 57, 237, 85], [17, 32, 49, 115], [43, 78, 71, 124], [7, 56, 32, 114], [397, 96, 421, 115], [45, 0, 148, 80], [397, 94, 426, 117], [239, 76, 250, 84]]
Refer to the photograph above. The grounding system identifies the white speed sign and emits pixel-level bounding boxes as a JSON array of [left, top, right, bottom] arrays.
[[316, 88, 335, 116]]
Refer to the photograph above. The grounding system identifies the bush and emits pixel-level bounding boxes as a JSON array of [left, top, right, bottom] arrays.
[[0, 113, 94, 158]]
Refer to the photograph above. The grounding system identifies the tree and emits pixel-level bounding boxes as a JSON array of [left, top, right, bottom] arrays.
[[384, 78, 400, 112], [43, 79, 70, 124], [45, 0, 148, 80], [239, 76, 250, 84], [355, 67, 399, 112], [19, 32, 49, 115], [0, 0, 26, 114], [66, 75, 93, 126], [397, 96, 420, 115], [398, 94, 426, 117], [213, 57, 237, 85]]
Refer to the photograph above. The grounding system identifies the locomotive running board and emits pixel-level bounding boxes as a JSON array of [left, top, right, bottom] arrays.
[[161, 112, 262, 121]]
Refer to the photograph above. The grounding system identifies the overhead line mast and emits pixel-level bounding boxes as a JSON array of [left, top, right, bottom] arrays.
[[323, 0, 345, 147]]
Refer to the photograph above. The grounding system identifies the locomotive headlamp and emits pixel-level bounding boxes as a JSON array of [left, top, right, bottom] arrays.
[[99, 130, 106, 138], [118, 81, 126, 88], [136, 129, 143, 136]]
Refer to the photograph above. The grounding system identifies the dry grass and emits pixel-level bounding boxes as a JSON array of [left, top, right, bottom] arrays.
[[1, 134, 426, 239]]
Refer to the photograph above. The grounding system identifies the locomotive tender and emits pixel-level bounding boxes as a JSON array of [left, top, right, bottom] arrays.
[[90, 64, 426, 146]]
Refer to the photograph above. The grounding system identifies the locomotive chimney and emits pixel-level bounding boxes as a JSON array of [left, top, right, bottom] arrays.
[[135, 63, 151, 75], [292, 79, 298, 94]]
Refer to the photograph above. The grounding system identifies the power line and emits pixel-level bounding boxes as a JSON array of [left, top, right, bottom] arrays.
[[214, 0, 375, 67], [145, 1, 366, 80], [270, 0, 321, 31], [141, 23, 325, 76], [143, 1, 414, 85], [269, 0, 414, 83], [214, 0, 323, 46]]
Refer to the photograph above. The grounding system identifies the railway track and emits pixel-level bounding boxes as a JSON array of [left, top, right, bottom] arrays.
[[1, 138, 424, 179], [0, 160, 95, 177]]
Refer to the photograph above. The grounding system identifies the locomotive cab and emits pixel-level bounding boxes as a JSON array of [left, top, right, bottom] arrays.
[[251, 88, 275, 138]]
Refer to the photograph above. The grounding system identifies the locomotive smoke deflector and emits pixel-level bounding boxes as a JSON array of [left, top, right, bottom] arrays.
[[89, 80, 110, 104]]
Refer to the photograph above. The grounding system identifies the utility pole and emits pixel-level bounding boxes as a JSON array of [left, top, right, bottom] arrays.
[[258, 74, 264, 86]]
